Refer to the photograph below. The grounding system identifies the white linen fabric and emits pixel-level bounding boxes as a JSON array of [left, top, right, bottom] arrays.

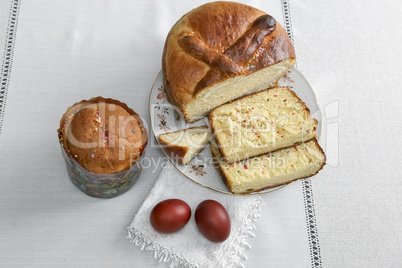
[[127, 163, 264, 268], [0, 1, 316, 267], [291, 1, 402, 266]]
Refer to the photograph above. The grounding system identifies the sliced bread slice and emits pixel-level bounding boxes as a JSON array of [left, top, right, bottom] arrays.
[[158, 126, 212, 165], [209, 87, 317, 163], [211, 139, 326, 194]]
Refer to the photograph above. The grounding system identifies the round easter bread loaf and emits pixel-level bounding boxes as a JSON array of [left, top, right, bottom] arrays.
[[58, 97, 147, 174], [162, 1, 296, 123]]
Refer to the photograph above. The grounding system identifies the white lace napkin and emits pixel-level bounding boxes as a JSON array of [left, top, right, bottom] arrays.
[[127, 163, 264, 268]]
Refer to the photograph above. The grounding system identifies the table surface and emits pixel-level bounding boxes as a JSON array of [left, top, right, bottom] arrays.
[[0, 0, 401, 267]]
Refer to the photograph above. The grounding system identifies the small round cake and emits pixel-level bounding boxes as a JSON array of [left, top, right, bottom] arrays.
[[58, 97, 148, 198]]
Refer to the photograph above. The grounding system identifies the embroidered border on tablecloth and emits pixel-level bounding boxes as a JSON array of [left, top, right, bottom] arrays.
[[0, 0, 21, 135], [281, 1, 322, 267], [302, 179, 322, 267]]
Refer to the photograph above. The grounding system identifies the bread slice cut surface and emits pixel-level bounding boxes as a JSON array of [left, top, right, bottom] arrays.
[[158, 126, 212, 165], [211, 139, 326, 194], [209, 87, 317, 163], [183, 58, 295, 122]]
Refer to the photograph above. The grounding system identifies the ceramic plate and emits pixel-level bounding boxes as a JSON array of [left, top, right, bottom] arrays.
[[148, 68, 322, 195]]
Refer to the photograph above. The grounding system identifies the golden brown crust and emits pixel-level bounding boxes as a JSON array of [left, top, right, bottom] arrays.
[[158, 126, 209, 165], [162, 1, 296, 122], [210, 140, 235, 193], [213, 138, 326, 195], [209, 86, 317, 163], [159, 139, 188, 165], [57, 97, 148, 174]]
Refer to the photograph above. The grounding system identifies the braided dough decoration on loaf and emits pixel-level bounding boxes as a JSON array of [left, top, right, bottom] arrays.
[[162, 1, 296, 123]]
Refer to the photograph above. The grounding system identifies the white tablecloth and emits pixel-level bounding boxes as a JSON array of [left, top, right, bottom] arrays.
[[0, 0, 401, 267]]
